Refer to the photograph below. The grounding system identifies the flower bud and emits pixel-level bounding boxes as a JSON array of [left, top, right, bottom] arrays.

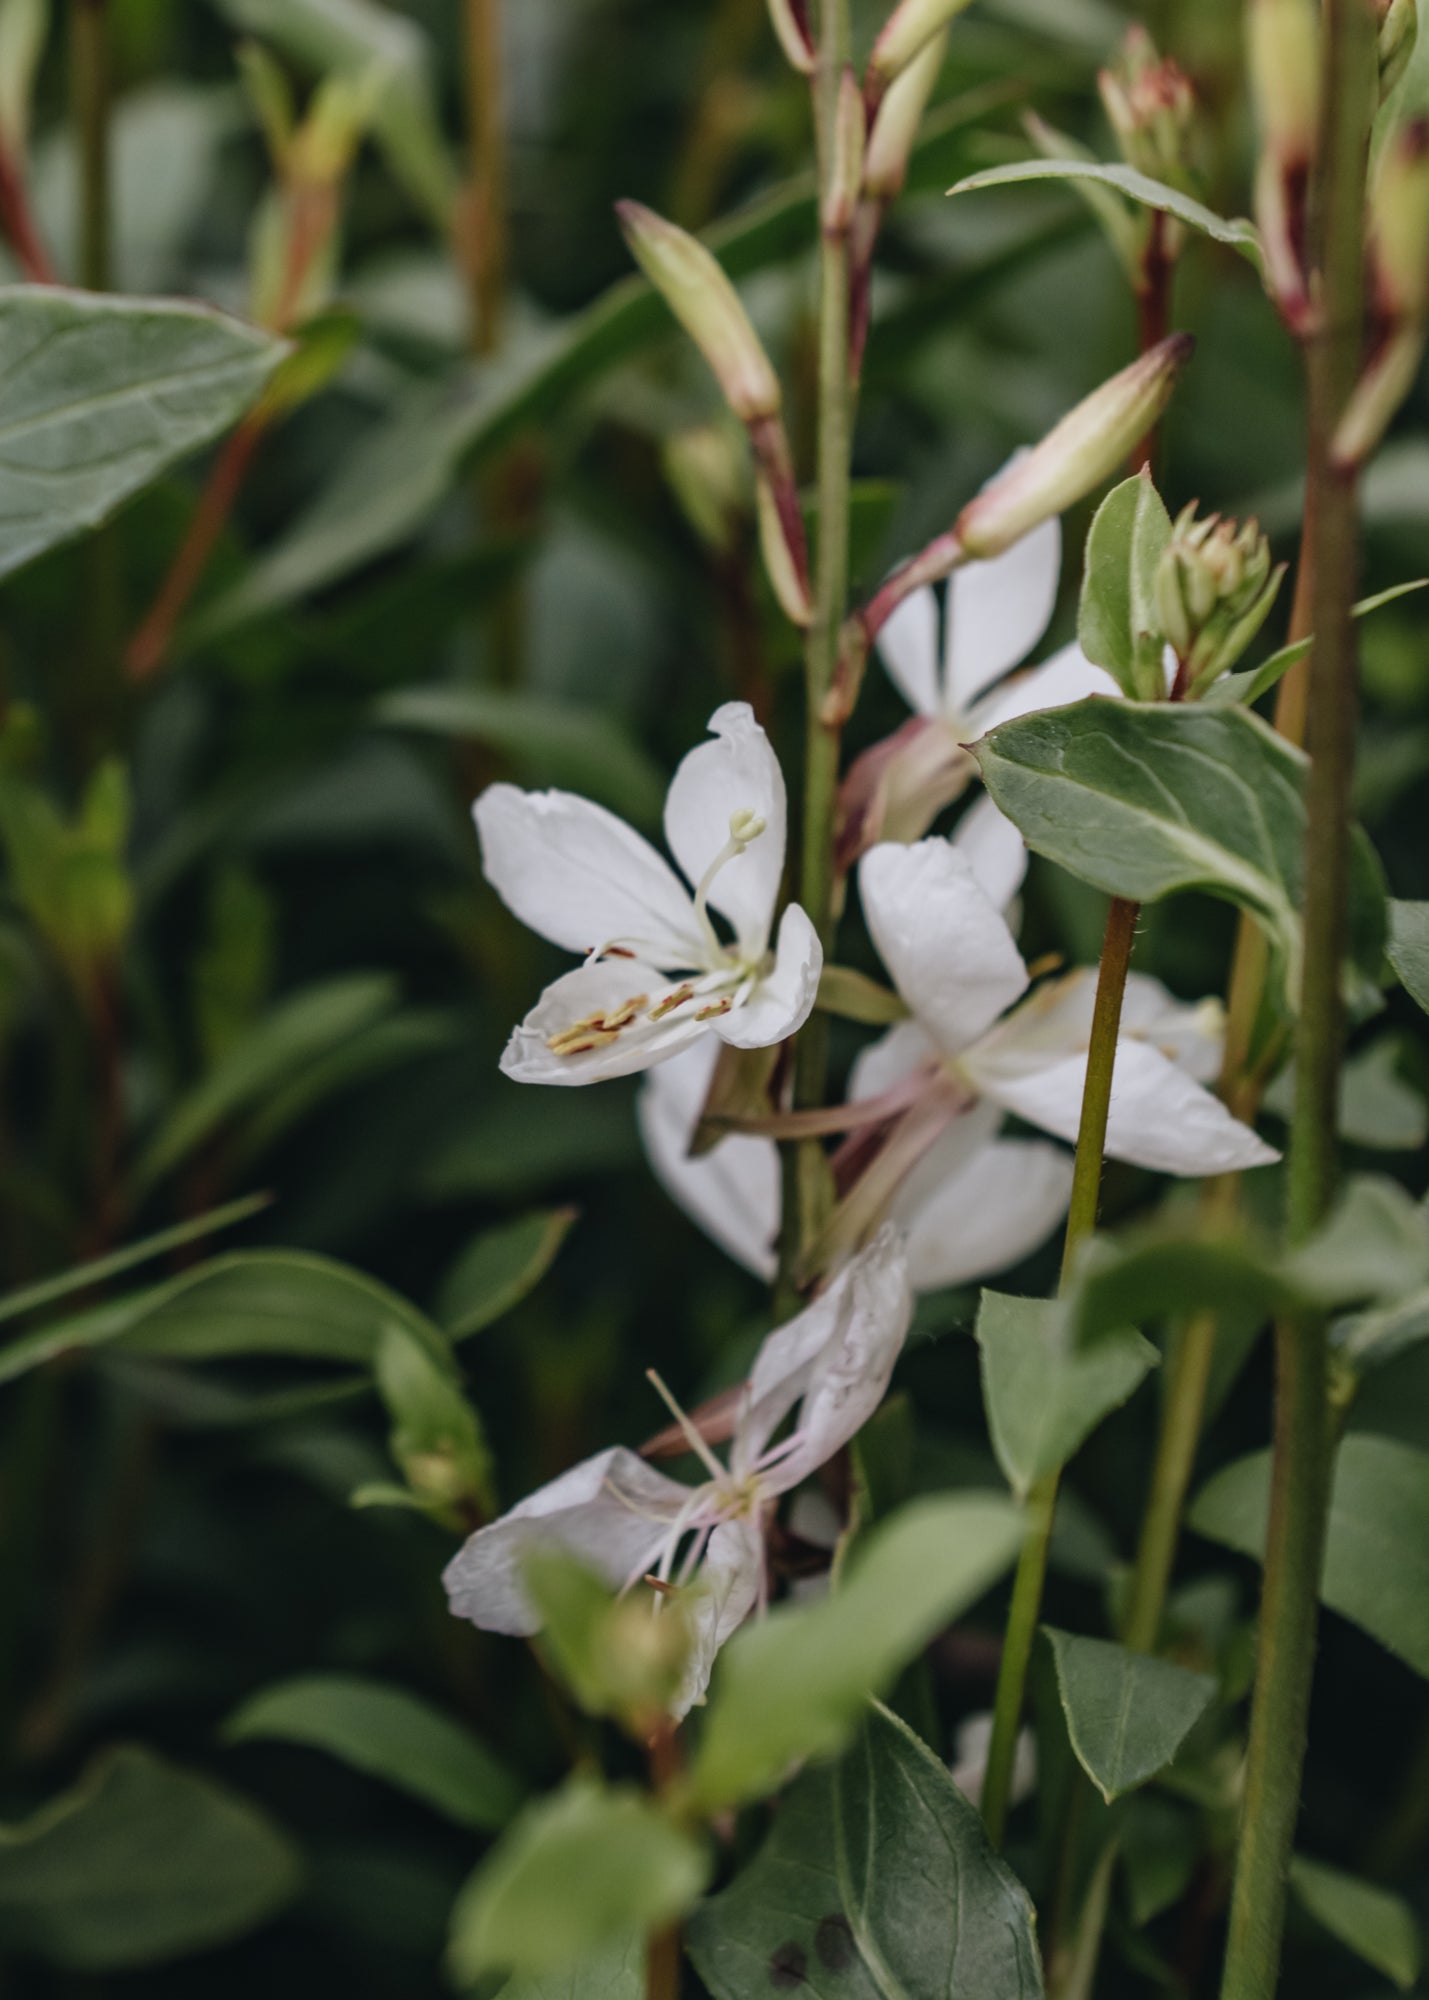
[[863, 28, 945, 200], [1377, 0, 1418, 100], [1155, 504, 1282, 693], [956, 336, 1194, 560], [767, 0, 815, 74], [237, 41, 295, 173], [617, 199, 781, 424], [1098, 26, 1199, 190], [1370, 115, 1429, 321], [822, 66, 866, 237], [866, 0, 975, 108], [1247, 0, 1320, 326], [0, 0, 46, 157]]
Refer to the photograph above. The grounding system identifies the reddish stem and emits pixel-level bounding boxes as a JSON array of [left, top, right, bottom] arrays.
[[0, 143, 57, 283], [1130, 211, 1173, 475]]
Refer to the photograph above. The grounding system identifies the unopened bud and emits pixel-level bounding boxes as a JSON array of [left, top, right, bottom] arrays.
[[237, 41, 295, 172], [1370, 115, 1429, 320], [864, 28, 945, 200], [956, 336, 1195, 560], [1248, 0, 1320, 164], [756, 468, 813, 626], [293, 67, 382, 186], [767, 0, 815, 74], [822, 67, 866, 236], [1098, 26, 1199, 190], [617, 200, 781, 424], [866, 0, 975, 108], [1377, 0, 1418, 100], [0, 0, 46, 157], [663, 423, 748, 552], [1155, 505, 1282, 693]]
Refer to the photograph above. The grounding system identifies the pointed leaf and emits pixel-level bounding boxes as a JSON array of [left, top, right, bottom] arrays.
[[950, 158, 1262, 265], [1289, 1857, 1421, 1990], [494, 1934, 644, 2000], [1388, 899, 1429, 1014], [1043, 1629, 1216, 1802], [439, 1208, 578, 1341], [1077, 472, 1172, 699]]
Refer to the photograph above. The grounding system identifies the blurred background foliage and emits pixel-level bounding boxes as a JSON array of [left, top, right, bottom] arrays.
[[1, 0, 1428, 1992]]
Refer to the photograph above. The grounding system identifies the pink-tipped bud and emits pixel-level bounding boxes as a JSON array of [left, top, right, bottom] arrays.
[[1370, 115, 1429, 321], [956, 336, 1195, 559], [863, 28, 945, 200], [767, 0, 816, 74], [866, 0, 974, 108], [822, 67, 866, 236], [1097, 26, 1199, 191], [1247, 0, 1320, 324], [617, 200, 781, 424], [756, 471, 813, 626]]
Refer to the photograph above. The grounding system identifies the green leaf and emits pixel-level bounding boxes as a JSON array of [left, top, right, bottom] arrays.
[[0, 1745, 301, 1969], [1289, 1856, 1422, 1990], [975, 1290, 1158, 1496], [1043, 1629, 1216, 1802], [1118, 1796, 1198, 1926], [1205, 580, 1429, 709], [949, 158, 1262, 265], [1281, 1174, 1429, 1306], [974, 699, 1388, 1010], [689, 1708, 1044, 2000], [1388, 899, 1429, 1013], [520, 1553, 692, 1727], [1264, 1036, 1428, 1151], [225, 1673, 523, 1832], [371, 1320, 493, 1520], [0, 1250, 445, 1386], [1334, 1284, 1429, 1377], [439, 1209, 577, 1340], [446, 1780, 708, 1985], [1077, 472, 1172, 700], [1190, 1434, 1429, 1676], [0, 288, 284, 579], [494, 1934, 644, 2000], [377, 688, 667, 825], [687, 1494, 1024, 1812], [835, 1706, 1044, 1998]]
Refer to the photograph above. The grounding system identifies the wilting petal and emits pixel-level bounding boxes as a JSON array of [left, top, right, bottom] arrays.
[[969, 1034, 1279, 1176], [968, 639, 1121, 737], [737, 1227, 912, 1488], [674, 1517, 763, 1716], [499, 959, 709, 1086], [475, 783, 704, 965], [899, 1137, 1073, 1290], [835, 715, 974, 872], [860, 840, 1029, 1059], [638, 1046, 780, 1281], [944, 512, 1061, 713], [715, 902, 822, 1050], [875, 584, 941, 717], [664, 703, 786, 957], [951, 792, 1027, 914], [442, 1447, 691, 1636]]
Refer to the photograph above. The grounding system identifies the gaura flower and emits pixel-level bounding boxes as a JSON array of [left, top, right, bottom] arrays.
[[640, 797, 1033, 1288], [838, 507, 1121, 866], [442, 1230, 913, 1714], [823, 840, 1278, 1272], [475, 702, 821, 1085]]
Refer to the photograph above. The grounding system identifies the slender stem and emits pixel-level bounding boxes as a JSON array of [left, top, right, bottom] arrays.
[[777, 0, 853, 1295], [1131, 211, 1173, 473], [70, 0, 110, 291], [462, 0, 508, 355], [981, 896, 1140, 1843], [1220, 4, 1375, 1994], [0, 144, 57, 282]]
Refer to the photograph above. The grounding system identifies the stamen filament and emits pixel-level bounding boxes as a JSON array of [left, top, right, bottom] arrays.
[[645, 1369, 729, 1482]]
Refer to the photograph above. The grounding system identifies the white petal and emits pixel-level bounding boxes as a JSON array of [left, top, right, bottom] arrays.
[[638, 1048, 780, 1281], [876, 585, 941, 717], [974, 968, 1225, 1085], [714, 902, 822, 1050], [900, 1138, 1073, 1291], [442, 1447, 690, 1636], [951, 792, 1028, 914], [859, 840, 1029, 1059], [968, 640, 1122, 737], [848, 1019, 941, 1105], [674, 1518, 763, 1717], [888, 1096, 1001, 1220], [663, 703, 786, 956], [475, 783, 703, 964], [738, 1227, 912, 1489], [971, 1037, 1280, 1176], [951, 1709, 1037, 1809], [944, 511, 1061, 713], [499, 959, 709, 1086]]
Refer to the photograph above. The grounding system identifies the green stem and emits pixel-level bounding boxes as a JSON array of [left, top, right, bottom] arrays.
[[1220, 4, 1375, 1995], [70, 0, 110, 291], [778, 0, 852, 1296], [981, 894, 1140, 1844]]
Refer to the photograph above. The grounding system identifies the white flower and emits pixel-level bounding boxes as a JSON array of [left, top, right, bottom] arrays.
[[475, 702, 821, 1086], [442, 1231, 913, 1715], [950, 1709, 1036, 1809], [640, 798, 1035, 1289]]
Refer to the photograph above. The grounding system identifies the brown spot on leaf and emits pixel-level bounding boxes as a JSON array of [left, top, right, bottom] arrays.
[[769, 1942, 808, 1988], [815, 1915, 855, 1972]]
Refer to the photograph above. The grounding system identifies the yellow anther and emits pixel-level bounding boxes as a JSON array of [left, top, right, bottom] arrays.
[[545, 994, 648, 1056], [649, 984, 697, 1021], [696, 997, 734, 1021]]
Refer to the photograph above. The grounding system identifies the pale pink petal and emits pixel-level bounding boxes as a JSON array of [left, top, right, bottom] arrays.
[[968, 640, 1121, 737], [887, 1097, 1001, 1219], [663, 703, 786, 957], [951, 792, 1027, 914], [899, 1138, 1073, 1290], [714, 902, 822, 1050], [847, 1019, 941, 1104], [944, 512, 1061, 712], [499, 959, 709, 1086], [859, 840, 1029, 1059], [674, 1518, 763, 1716], [974, 968, 1225, 1085], [835, 716, 974, 871], [442, 1447, 691, 1636], [876, 585, 941, 717], [475, 783, 703, 964], [638, 1048, 779, 1281]]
